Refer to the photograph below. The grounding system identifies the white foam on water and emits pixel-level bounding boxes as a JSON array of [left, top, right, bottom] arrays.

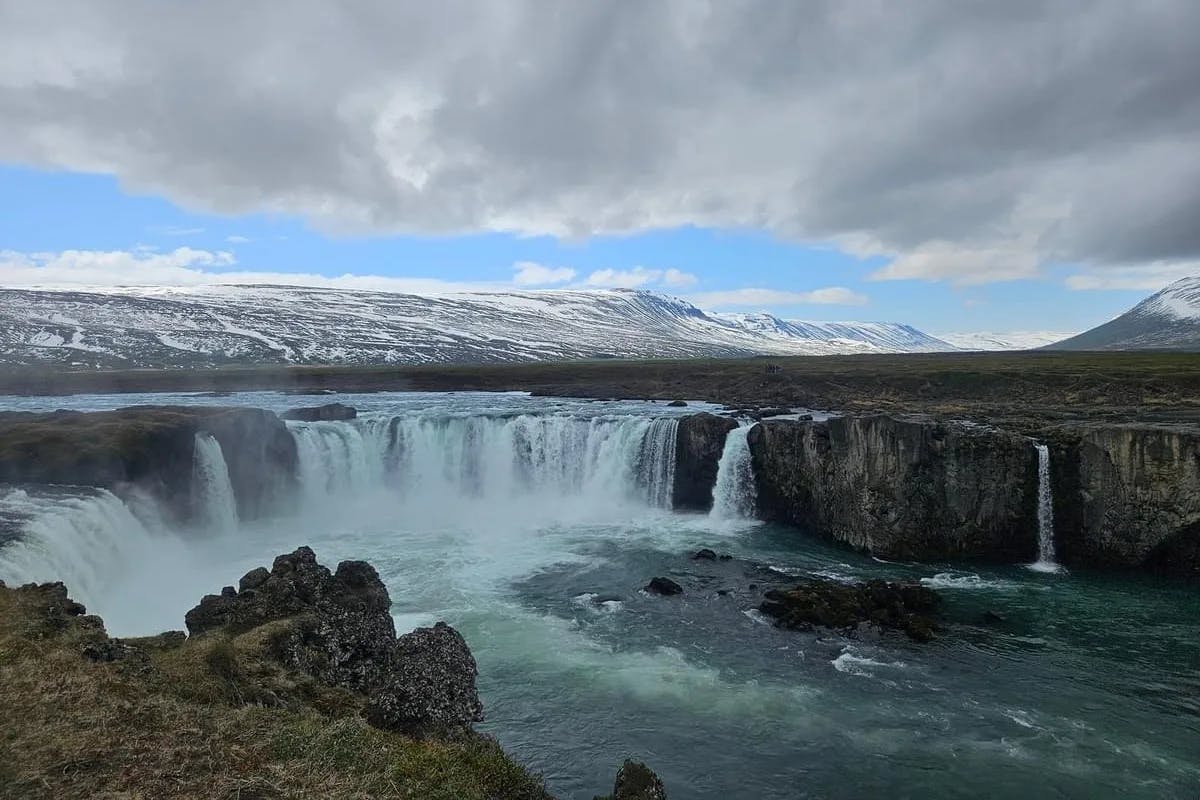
[[920, 572, 1014, 591], [831, 648, 907, 677]]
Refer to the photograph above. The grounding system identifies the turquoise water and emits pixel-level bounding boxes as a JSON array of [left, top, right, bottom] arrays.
[[0, 391, 1197, 798]]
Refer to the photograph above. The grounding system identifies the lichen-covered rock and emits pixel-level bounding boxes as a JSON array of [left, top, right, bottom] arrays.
[[749, 415, 1039, 561], [280, 403, 357, 422], [673, 413, 738, 511], [597, 760, 668, 800], [758, 579, 940, 642], [186, 547, 483, 738], [365, 622, 484, 737]]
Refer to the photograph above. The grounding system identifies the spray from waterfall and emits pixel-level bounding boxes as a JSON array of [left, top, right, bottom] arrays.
[[1029, 442, 1061, 573], [711, 424, 757, 520], [192, 433, 239, 533]]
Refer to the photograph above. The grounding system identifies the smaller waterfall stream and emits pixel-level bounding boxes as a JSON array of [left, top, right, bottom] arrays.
[[1029, 443, 1061, 573], [192, 434, 239, 532], [640, 417, 679, 509], [710, 424, 757, 519]]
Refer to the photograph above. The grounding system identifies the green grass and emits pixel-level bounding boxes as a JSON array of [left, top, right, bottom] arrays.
[[0, 583, 551, 800]]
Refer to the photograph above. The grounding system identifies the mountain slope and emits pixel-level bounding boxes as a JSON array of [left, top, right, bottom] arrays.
[[0, 285, 954, 368], [935, 331, 1078, 351], [1050, 277, 1200, 351]]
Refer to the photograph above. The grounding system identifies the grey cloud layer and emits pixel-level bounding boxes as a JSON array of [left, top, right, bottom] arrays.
[[1, 1, 1197, 283]]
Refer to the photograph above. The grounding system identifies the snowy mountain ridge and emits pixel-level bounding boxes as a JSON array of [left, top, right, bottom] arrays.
[[1049, 276, 1200, 351], [0, 284, 957, 368]]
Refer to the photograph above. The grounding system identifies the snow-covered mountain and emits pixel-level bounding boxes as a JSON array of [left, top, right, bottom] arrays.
[[935, 331, 1078, 351], [1049, 277, 1200, 351], [0, 285, 955, 368]]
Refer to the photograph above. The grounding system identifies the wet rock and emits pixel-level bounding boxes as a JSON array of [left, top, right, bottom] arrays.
[[758, 579, 940, 642], [365, 622, 484, 738], [718, 554, 733, 561], [645, 577, 683, 596], [607, 760, 668, 800], [692, 548, 718, 560], [753, 407, 792, 419], [667, 399, 688, 407], [280, 403, 357, 422], [673, 413, 739, 511], [983, 609, 1008, 624]]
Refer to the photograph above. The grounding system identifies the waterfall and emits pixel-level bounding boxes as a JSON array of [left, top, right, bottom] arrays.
[[288, 413, 676, 509], [192, 433, 239, 532], [711, 424, 757, 520], [640, 417, 679, 509], [1029, 443, 1061, 573], [0, 488, 168, 607]]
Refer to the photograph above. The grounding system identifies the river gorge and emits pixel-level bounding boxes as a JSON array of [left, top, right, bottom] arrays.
[[0, 391, 1197, 798]]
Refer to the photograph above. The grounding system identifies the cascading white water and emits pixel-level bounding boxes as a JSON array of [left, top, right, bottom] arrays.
[[1029, 442, 1061, 573], [288, 413, 679, 511], [711, 424, 757, 520], [192, 433, 239, 532], [640, 417, 679, 509], [0, 488, 168, 607]]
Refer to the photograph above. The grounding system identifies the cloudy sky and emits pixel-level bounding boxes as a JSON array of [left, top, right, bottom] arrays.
[[2, 1, 1198, 333]]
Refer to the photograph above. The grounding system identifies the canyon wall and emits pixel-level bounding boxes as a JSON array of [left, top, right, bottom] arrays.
[[747, 415, 1039, 562]]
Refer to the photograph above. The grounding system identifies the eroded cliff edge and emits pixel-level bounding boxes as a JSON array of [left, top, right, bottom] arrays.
[[747, 416, 1039, 562]]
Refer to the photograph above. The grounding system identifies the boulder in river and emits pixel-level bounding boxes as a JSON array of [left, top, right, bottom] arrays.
[[596, 759, 669, 800], [645, 577, 683, 596], [758, 579, 940, 642], [692, 548, 718, 560], [280, 402, 357, 422]]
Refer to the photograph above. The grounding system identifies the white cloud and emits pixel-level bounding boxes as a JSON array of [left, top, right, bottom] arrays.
[[583, 267, 663, 289], [869, 241, 1040, 285], [226, 235, 251, 244], [2, 3, 1196, 286], [512, 261, 575, 286], [1064, 262, 1200, 291], [662, 268, 697, 288], [688, 287, 869, 308]]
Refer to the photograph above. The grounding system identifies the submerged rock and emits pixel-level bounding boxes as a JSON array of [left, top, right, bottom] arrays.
[[280, 402, 357, 422], [186, 546, 483, 738], [645, 577, 683, 596], [692, 548, 718, 560], [758, 579, 940, 642]]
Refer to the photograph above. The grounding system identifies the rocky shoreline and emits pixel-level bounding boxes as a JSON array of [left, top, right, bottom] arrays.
[[0, 549, 670, 799]]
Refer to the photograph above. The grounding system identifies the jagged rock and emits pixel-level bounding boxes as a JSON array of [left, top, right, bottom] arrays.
[[758, 579, 940, 642], [280, 403, 358, 422], [602, 760, 668, 800], [692, 548, 717, 560], [749, 415, 1039, 561], [365, 622, 484, 737], [186, 547, 482, 738], [673, 413, 739, 511], [645, 577, 683, 596]]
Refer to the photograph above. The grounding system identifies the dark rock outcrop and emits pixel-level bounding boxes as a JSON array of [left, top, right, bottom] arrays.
[[595, 760, 669, 800], [748, 415, 1039, 561], [280, 403, 357, 422], [1045, 424, 1200, 576], [0, 406, 296, 522], [186, 547, 483, 737], [759, 579, 940, 642], [644, 577, 683, 596], [673, 413, 738, 511], [692, 548, 718, 560]]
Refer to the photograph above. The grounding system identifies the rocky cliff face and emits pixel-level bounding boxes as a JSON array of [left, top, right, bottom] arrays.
[[748, 416, 1039, 561], [1045, 424, 1200, 577], [672, 413, 738, 511], [0, 406, 296, 522]]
